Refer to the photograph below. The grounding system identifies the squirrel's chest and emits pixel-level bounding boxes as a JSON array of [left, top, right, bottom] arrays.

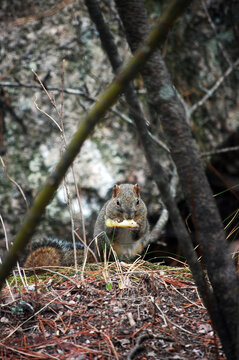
[[112, 229, 144, 258]]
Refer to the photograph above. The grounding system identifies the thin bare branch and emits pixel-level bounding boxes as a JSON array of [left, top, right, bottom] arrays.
[[9, 0, 75, 27], [200, 145, 239, 158], [0, 156, 29, 210], [34, 96, 62, 132], [33, 71, 59, 114], [189, 58, 239, 115], [0, 81, 93, 99]]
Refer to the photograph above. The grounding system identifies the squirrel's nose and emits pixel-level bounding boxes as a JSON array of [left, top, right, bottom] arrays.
[[125, 211, 135, 220]]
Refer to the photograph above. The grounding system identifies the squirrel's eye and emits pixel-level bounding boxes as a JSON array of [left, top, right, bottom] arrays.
[[116, 200, 120, 206], [136, 199, 140, 205]]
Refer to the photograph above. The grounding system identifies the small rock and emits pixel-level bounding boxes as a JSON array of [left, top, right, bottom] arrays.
[[0, 316, 9, 323]]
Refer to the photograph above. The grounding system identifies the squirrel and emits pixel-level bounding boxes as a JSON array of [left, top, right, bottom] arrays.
[[21, 183, 150, 267], [93, 183, 150, 260], [20, 237, 87, 268]]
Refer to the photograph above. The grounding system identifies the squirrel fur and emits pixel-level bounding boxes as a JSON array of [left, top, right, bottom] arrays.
[[21, 183, 150, 267], [21, 237, 87, 267]]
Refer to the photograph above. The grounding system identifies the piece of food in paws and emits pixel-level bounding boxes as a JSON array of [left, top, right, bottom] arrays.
[[105, 218, 139, 228]]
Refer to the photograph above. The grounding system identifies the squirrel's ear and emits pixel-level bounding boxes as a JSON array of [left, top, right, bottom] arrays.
[[113, 184, 120, 197], [133, 183, 140, 197]]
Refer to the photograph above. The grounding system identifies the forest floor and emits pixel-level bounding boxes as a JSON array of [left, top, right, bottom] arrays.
[[0, 261, 225, 360]]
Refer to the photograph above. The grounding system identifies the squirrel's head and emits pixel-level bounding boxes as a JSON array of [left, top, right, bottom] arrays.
[[108, 183, 145, 220]]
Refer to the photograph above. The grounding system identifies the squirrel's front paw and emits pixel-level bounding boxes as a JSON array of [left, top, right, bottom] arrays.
[[130, 226, 139, 231]]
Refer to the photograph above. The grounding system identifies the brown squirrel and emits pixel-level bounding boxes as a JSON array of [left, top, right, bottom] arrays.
[[93, 183, 150, 260], [21, 183, 150, 267]]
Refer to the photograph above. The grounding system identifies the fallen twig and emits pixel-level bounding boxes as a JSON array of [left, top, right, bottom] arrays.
[[127, 334, 150, 360]]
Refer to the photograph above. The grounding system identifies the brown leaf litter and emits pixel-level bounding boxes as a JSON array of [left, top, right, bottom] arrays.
[[0, 262, 226, 359]]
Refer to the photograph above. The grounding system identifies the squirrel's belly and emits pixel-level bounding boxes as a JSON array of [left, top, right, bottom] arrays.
[[112, 229, 145, 258], [114, 228, 134, 244]]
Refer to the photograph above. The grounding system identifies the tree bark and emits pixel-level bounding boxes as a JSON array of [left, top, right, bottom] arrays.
[[114, 1, 239, 359]]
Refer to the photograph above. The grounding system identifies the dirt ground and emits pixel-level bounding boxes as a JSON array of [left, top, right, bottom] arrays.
[[0, 262, 225, 359]]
